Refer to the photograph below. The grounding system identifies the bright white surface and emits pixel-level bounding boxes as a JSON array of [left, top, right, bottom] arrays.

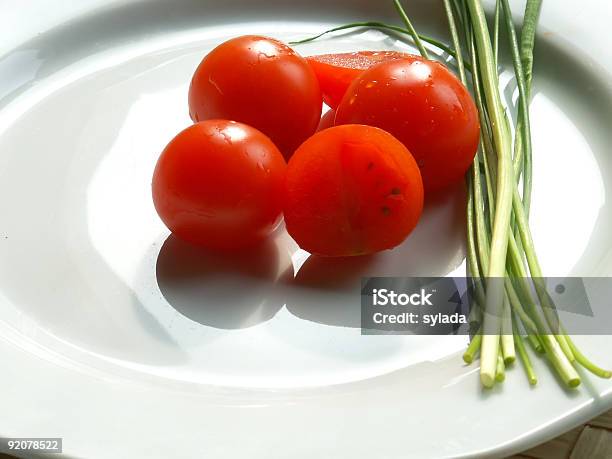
[[0, 1, 611, 458]]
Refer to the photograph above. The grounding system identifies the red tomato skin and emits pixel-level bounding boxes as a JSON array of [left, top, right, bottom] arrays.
[[335, 58, 480, 193], [316, 109, 336, 132], [188, 35, 322, 159], [283, 125, 424, 257], [306, 51, 415, 109], [152, 120, 286, 250]]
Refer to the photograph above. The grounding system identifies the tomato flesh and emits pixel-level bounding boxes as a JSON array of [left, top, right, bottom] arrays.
[[335, 58, 480, 193], [189, 35, 322, 159], [283, 125, 424, 256], [306, 51, 415, 109], [152, 120, 286, 250]]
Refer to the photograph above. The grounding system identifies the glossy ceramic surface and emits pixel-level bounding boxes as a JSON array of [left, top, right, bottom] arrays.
[[0, 1, 611, 457]]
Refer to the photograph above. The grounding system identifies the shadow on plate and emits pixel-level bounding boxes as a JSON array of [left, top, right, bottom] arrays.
[[280, 254, 376, 328], [156, 235, 284, 329]]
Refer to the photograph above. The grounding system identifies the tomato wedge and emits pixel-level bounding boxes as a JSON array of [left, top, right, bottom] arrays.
[[306, 51, 418, 109]]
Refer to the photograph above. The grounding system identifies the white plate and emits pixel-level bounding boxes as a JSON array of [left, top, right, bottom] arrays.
[[1, 0, 611, 457]]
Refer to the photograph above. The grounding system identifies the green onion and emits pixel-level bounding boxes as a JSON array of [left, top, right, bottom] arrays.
[[463, 331, 482, 364], [513, 316, 537, 385], [501, 294, 515, 364], [392, 0, 430, 59], [463, 0, 514, 388], [566, 336, 612, 379], [495, 352, 506, 382], [493, 0, 500, 65]]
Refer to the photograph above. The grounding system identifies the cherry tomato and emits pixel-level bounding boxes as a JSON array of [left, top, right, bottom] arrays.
[[283, 125, 423, 257], [307, 51, 414, 109], [188, 35, 322, 159], [335, 58, 480, 193], [152, 120, 286, 250], [317, 109, 336, 132]]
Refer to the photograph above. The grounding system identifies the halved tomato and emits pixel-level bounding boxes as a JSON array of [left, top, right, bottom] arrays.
[[306, 51, 418, 109]]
